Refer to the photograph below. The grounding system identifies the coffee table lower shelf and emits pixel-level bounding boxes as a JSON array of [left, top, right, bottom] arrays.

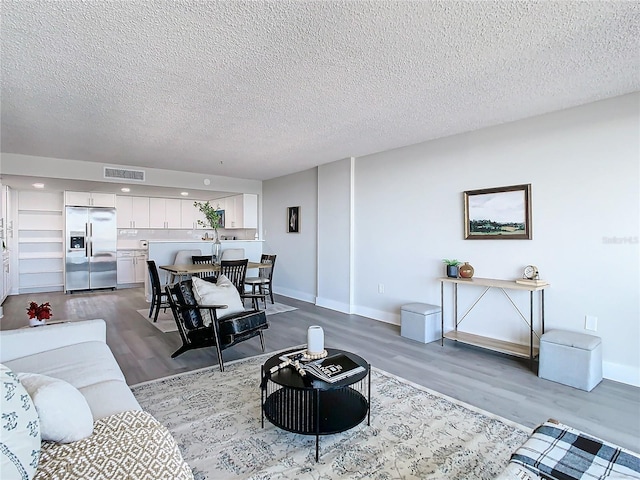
[[263, 386, 368, 461]]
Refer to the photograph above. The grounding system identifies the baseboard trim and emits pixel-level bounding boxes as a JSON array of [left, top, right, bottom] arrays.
[[353, 305, 400, 326], [273, 286, 316, 304], [315, 297, 352, 314], [603, 361, 640, 387]]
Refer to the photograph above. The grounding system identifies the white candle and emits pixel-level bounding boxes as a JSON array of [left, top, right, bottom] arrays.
[[307, 326, 324, 354]]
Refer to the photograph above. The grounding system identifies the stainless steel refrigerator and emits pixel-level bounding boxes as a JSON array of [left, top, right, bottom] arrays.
[[65, 207, 117, 292]]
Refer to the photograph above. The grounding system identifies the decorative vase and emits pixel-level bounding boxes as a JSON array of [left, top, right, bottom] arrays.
[[29, 318, 46, 327], [307, 326, 324, 354], [446, 265, 459, 278], [212, 230, 222, 264], [459, 262, 474, 278]]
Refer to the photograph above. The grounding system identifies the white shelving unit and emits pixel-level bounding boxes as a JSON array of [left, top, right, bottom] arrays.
[[17, 191, 65, 293]]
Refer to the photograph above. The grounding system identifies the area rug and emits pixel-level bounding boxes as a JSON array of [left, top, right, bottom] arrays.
[[131, 354, 530, 479], [137, 303, 298, 333]]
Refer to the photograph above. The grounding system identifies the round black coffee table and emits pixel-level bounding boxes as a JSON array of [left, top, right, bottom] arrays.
[[261, 348, 370, 461]]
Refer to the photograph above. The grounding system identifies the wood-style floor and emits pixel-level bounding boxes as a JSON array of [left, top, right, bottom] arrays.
[[2, 287, 639, 452]]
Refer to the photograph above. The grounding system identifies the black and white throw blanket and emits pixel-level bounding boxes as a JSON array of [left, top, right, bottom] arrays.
[[508, 420, 640, 480]]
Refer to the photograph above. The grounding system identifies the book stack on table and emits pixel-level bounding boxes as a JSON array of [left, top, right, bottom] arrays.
[[278, 349, 365, 383], [304, 353, 365, 383]]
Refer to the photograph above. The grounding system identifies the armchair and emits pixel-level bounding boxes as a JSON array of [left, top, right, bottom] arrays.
[[166, 279, 269, 372]]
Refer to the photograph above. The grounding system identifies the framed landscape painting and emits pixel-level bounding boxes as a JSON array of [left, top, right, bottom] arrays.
[[464, 184, 532, 240], [287, 206, 300, 233]]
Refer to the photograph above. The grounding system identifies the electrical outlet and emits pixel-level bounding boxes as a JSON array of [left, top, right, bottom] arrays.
[[378, 283, 385, 294], [585, 315, 598, 331]]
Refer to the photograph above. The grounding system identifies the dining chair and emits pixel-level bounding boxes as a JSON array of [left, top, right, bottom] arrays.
[[169, 249, 202, 283], [219, 259, 248, 296], [220, 248, 245, 260], [146, 260, 170, 322], [245, 254, 276, 305], [191, 254, 214, 279], [218, 259, 263, 309]]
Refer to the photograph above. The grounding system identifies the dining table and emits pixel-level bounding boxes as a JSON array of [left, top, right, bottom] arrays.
[[159, 261, 270, 281]]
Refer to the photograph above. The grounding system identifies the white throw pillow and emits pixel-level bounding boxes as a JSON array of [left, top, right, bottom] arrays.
[[192, 275, 245, 324], [17, 373, 94, 444], [0, 364, 40, 480]]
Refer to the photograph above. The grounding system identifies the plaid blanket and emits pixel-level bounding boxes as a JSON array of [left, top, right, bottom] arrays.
[[509, 420, 640, 480]]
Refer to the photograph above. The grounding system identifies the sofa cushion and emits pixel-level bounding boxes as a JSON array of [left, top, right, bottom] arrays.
[[17, 373, 94, 443], [0, 364, 40, 480], [192, 275, 245, 323], [78, 380, 142, 420], [4, 341, 141, 420]]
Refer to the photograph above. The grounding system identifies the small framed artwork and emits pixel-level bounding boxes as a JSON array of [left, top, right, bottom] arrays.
[[287, 206, 300, 233], [464, 184, 532, 240], [215, 210, 225, 229]]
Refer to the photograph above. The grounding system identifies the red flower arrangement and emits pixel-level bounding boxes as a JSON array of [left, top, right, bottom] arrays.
[[27, 301, 53, 321]]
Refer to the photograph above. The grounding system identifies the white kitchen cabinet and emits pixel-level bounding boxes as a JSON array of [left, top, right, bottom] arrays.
[[242, 193, 258, 229], [117, 250, 147, 285], [134, 251, 147, 282], [116, 196, 150, 228], [149, 198, 181, 228], [180, 200, 208, 229], [223, 194, 258, 229], [65, 191, 116, 207]]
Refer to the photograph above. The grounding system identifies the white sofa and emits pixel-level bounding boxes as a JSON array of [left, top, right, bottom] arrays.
[[1, 319, 193, 480], [1, 319, 141, 421]]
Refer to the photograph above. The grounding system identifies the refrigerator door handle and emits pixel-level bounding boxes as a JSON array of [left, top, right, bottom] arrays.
[[89, 223, 94, 257], [86, 222, 92, 257]]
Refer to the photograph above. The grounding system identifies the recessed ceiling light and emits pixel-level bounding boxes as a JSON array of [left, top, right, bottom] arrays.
[[180, 192, 189, 196], [121, 187, 130, 193], [32, 183, 45, 189]]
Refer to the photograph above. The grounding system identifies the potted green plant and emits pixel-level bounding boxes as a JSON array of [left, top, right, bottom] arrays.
[[442, 259, 461, 278], [193, 201, 223, 262], [193, 201, 222, 231]]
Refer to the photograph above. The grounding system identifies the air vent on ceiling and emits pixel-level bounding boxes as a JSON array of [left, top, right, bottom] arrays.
[[104, 167, 145, 182]]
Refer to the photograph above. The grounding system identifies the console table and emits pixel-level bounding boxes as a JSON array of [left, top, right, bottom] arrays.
[[439, 277, 549, 369], [261, 348, 370, 461]]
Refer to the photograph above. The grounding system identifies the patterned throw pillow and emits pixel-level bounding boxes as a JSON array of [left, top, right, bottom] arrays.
[[1, 364, 41, 480]]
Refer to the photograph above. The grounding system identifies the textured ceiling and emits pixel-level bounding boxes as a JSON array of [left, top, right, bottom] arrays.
[[2, 1, 639, 181]]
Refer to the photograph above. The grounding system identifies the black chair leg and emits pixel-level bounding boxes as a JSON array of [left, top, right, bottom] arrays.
[[215, 347, 225, 372], [149, 299, 155, 318], [269, 285, 274, 305], [153, 302, 161, 322], [171, 345, 190, 358], [259, 330, 265, 352]]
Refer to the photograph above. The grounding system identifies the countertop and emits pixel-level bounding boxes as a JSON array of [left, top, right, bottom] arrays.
[[146, 239, 263, 243]]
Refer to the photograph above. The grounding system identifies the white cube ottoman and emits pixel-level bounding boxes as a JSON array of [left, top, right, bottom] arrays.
[[400, 303, 441, 344], [539, 329, 602, 392]]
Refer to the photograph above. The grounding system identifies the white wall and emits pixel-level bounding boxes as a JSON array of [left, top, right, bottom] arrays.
[[317, 158, 354, 313], [262, 168, 318, 303], [265, 93, 639, 386], [352, 93, 639, 385]]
